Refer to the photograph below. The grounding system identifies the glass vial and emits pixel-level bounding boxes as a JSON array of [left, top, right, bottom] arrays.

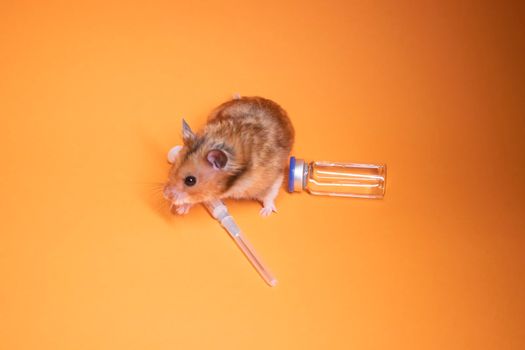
[[288, 156, 386, 199]]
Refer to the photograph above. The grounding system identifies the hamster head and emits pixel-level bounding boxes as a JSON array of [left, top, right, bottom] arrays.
[[163, 120, 232, 206]]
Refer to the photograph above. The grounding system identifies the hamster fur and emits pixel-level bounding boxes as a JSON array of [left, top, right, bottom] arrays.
[[163, 96, 294, 216]]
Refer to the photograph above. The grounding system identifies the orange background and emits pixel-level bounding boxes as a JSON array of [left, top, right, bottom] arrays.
[[1, 1, 524, 349]]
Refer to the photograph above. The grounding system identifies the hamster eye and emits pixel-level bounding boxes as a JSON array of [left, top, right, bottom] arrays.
[[184, 175, 197, 187]]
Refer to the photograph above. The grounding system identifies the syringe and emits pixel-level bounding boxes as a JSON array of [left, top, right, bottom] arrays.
[[204, 199, 278, 287]]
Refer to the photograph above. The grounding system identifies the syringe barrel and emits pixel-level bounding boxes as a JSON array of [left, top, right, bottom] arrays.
[[233, 233, 278, 287], [204, 200, 278, 287]]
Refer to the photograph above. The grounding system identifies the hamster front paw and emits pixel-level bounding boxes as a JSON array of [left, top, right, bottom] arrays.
[[175, 204, 192, 215]]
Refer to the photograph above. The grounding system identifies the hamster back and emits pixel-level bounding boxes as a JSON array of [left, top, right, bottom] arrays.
[[205, 97, 294, 201]]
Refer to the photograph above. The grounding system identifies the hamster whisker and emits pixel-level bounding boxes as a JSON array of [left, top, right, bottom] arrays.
[[136, 182, 166, 189], [151, 195, 171, 213]]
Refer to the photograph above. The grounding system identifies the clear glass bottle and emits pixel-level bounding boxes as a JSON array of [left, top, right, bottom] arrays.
[[288, 157, 386, 199]]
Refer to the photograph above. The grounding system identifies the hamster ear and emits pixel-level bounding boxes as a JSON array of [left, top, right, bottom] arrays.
[[206, 149, 228, 170], [182, 119, 195, 144]]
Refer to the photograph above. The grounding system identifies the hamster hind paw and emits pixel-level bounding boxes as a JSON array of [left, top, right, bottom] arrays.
[[259, 202, 277, 217]]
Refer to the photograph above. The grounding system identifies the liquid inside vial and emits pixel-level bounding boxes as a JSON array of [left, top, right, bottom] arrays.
[[307, 161, 386, 198]]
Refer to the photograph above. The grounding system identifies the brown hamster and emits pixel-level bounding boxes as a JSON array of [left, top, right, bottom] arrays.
[[163, 96, 294, 216]]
